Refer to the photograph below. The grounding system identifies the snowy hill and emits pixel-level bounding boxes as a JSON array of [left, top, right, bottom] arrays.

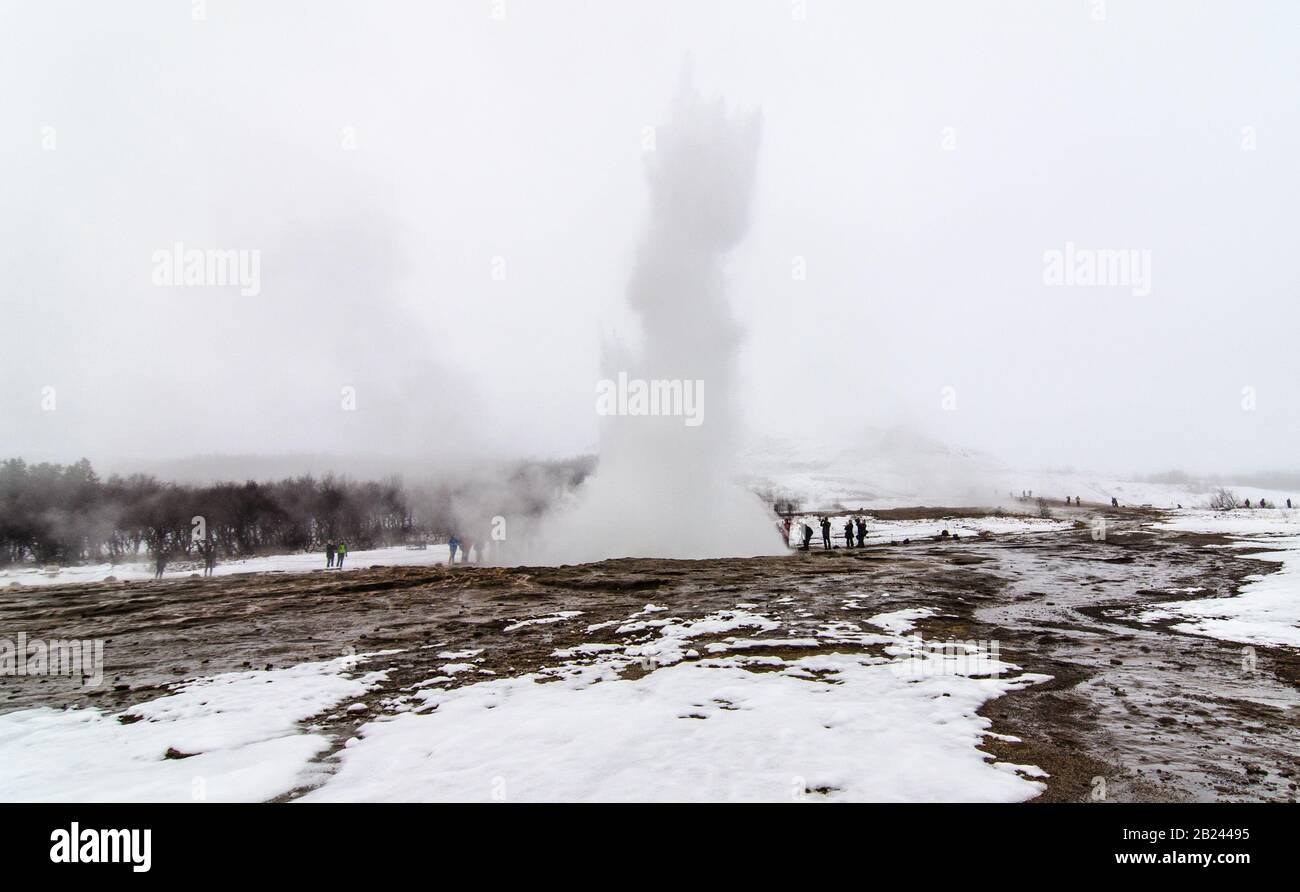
[[741, 429, 1297, 511]]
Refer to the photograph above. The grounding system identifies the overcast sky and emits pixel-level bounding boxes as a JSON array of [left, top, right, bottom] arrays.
[[2, 0, 1297, 477]]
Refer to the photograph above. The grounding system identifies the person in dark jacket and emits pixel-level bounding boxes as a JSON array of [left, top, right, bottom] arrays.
[[819, 517, 832, 550], [801, 523, 813, 550], [855, 516, 866, 547], [326, 541, 335, 568], [843, 519, 854, 548]]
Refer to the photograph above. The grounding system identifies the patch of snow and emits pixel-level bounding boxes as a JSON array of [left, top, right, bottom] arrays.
[[702, 637, 820, 653], [1132, 511, 1300, 648], [503, 611, 583, 632], [0, 655, 387, 802], [866, 607, 936, 635], [302, 645, 1048, 802], [0, 545, 453, 589], [551, 643, 624, 658], [624, 610, 782, 665]]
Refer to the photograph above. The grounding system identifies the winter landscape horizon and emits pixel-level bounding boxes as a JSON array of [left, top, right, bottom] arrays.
[[1, 0, 1295, 873]]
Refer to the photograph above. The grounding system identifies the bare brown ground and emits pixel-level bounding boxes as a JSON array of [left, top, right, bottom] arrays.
[[3, 506, 1296, 801]]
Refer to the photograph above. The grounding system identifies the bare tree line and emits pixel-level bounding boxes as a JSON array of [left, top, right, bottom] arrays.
[[0, 456, 592, 568]]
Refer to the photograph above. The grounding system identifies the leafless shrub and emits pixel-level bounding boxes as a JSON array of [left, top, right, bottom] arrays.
[[1208, 488, 1238, 511]]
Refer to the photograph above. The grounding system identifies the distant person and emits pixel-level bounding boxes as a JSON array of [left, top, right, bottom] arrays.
[[203, 545, 217, 577], [448, 536, 460, 564], [336, 541, 347, 569], [1111, 497, 1119, 507], [801, 523, 813, 551], [855, 516, 866, 547], [1260, 498, 1267, 508], [153, 549, 167, 580], [1288, 498, 1293, 509], [1064, 496, 1071, 506], [820, 517, 831, 550], [326, 541, 335, 569], [1244, 499, 1251, 509], [843, 519, 854, 549]]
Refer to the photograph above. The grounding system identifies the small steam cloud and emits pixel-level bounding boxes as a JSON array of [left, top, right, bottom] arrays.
[[531, 72, 785, 563]]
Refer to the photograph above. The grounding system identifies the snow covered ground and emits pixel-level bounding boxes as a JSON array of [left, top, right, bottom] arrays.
[[0, 655, 389, 802], [785, 514, 1071, 547], [304, 601, 1048, 802], [0, 601, 1049, 802], [0, 544, 453, 589], [1135, 509, 1300, 649]]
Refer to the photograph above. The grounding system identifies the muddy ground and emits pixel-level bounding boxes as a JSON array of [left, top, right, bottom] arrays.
[[3, 506, 1297, 802]]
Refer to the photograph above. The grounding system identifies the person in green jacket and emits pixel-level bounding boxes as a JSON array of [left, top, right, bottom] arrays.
[[336, 541, 347, 569]]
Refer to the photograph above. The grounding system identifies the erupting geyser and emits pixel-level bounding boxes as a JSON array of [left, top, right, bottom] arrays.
[[535, 75, 785, 563]]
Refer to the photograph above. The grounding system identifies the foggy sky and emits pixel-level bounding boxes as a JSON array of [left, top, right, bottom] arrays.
[[3, 0, 1298, 478]]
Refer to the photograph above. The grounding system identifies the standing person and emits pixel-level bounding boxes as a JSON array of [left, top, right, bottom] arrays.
[[843, 519, 854, 549], [1288, 498, 1293, 509], [448, 536, 460, 564], [326, 540, 335, 569], [800, 523, 813, 551], [855, 516, 866, 547], [819, 517, 832, 550], [203, 541, 217, 577], [336, 541, 347, 569]]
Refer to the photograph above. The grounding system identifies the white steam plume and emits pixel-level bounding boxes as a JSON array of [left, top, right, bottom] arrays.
[[532, 74, 786, 564]]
